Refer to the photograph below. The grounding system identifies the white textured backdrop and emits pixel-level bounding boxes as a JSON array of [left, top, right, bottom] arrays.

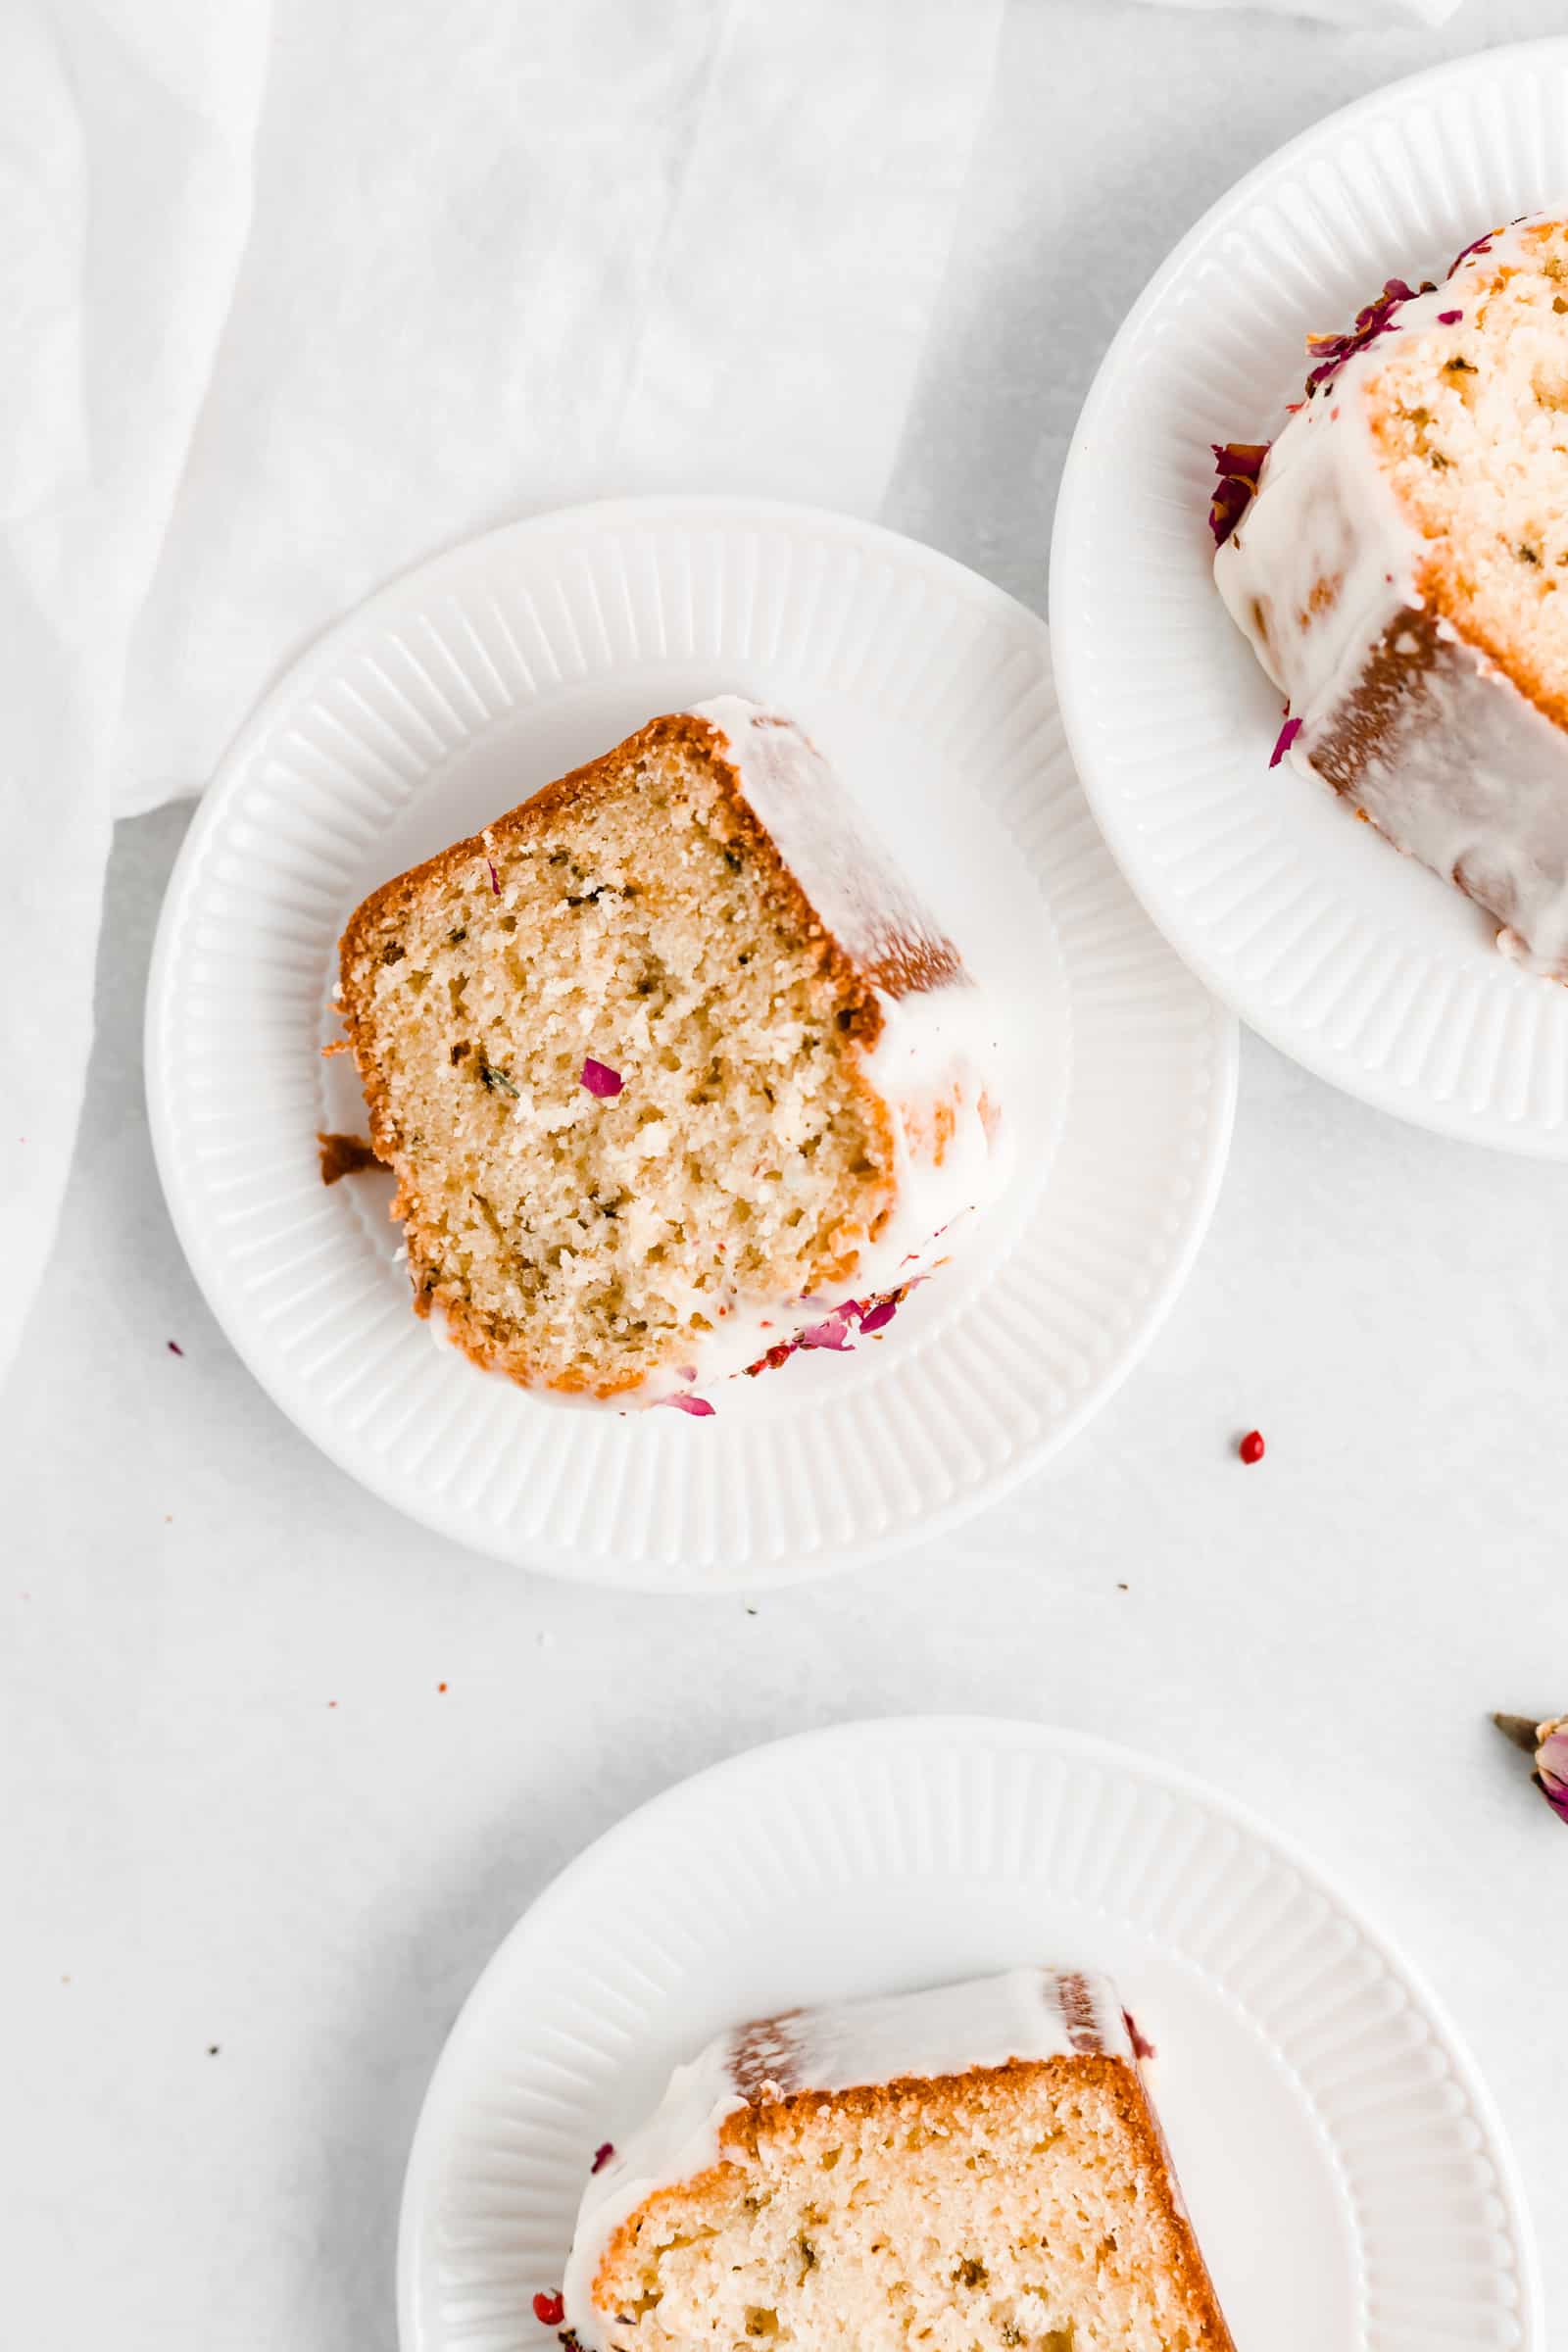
[[6, 4, 1567, 2348]]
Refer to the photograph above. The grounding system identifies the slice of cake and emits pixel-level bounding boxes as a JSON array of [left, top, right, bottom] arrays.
[[562, 1969, 1234, 2352], [336, 699, 1004, 1402], [1213, 213, 1568, 977]]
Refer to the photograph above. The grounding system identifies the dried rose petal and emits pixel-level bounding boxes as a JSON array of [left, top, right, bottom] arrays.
[[1269, 714, 1302, 768], [799, 1311, 856, 1352], [858, 1296, 901, 1335], [533, 2292, 565, 2328], [1437, 309, 1463, 325], [1207, 441, 1270, 549], [581, 1057, 623, 1099], [167, 1340, 184, 1357], [591, 2141, 615, 2174], [1122, 2010, 1157, 2062], [660, 1393, 715, 1417], [1448, 228, 1496, 277], [487, 858, 501, 896]]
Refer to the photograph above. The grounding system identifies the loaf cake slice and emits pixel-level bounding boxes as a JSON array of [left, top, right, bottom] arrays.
[[562, 1969, 1234, 2352], [1214, 213, 1568, 977], [335, 700, 1004, 1401]]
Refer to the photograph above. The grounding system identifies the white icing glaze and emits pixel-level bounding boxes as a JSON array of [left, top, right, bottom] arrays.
[[1214, 214, 1568, 977], [564, 1970, 1131, 2348]]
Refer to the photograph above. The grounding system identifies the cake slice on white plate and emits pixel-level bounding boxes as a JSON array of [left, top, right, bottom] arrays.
[[336, 699, 1006, 1405], [562, 1968, 1234, 2352], [1214, 212, 1568, 978]]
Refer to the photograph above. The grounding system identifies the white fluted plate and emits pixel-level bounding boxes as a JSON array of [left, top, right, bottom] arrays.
[[1053, 39, 1568, 1154], [398, 1716, 1540, 2352], [147, 497, 1233, 1588]]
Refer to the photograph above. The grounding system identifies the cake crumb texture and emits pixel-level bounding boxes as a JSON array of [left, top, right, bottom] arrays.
[[336, 714, 907, 1396], [591, 2061, 1232, 2352]]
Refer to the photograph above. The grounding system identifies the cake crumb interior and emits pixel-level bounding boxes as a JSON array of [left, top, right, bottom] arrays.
[[1372, 220, 1568, 722], [595, 2069, 1218, 2352], [341, 741, 892, 1395]]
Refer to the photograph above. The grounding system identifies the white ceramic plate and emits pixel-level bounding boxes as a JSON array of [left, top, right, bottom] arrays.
[[1053, 39, 1568, 1155], [147, 497, 1233, 1589], [398, 1715, 1540, 2352]]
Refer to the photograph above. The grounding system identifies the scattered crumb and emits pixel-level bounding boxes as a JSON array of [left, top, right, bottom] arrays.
[[1116, 1583, 1128, 1592], [437, 1681, 449, 1693], [207, 2044, 220, 2057], [318, 1130, 381, 1185]]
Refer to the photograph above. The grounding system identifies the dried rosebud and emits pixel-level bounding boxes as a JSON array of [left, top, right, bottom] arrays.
[[1494, 1712, 1568, 1823], [581, 1057, 623, 1098]]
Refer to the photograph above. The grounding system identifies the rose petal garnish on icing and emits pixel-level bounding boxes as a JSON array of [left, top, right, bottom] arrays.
[[591, 2141, 615, 2174], [675, 1365, 698, 1383], [1269, 714, 1302, 768], [1437, 309, 1463, 324], [858, 1297, 900, 1335], [581, 1057, 623, 1098], [1207, 441, 1271, 548], [1448, 228, 1496, 277], [799, 1311, 856, 1351], [660, 1392, 715, 1416], [532, 2293, 565, 2328]]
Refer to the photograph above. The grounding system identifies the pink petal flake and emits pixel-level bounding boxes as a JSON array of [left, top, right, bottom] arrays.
[[1437, 309, 1463, 325], [660, 1393, 715, 1417], [1269, 713, 1303, 768], [1447, 229, 1495, 278], [487, 858, 501, 896], [858, 1297, 900, 1335], [1207, 441, 1270, 548], [167, 1340, 184, 1357], [581, 1057, 623, 1099], [591, 2141, 615, 2174], [799, 1311, 856, 1352]]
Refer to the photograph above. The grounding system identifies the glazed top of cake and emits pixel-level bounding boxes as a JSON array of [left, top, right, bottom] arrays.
[[564, 1970, 1131, 2337]]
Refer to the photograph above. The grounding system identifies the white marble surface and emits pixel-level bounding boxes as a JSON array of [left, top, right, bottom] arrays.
[[7, 4, 1568, 2346]]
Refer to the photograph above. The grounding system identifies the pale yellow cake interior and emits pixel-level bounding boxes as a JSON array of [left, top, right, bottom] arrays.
[[340, 738, 893, 1395], [1370, 219, 1568, 718], [592, 2068, 1221, 2352]]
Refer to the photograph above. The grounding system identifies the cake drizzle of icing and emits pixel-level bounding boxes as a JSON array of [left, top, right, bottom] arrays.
[[562, 1969, 1132, 2349], [1213, 214, 1568, 978]]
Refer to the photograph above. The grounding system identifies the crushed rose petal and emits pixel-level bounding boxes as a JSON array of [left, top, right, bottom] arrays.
[[1448, 228, 1496, 277], [487, 858, 501, 896], [1437, 309, 1463, 324], [167, 1340, 184, 1357], [581, 1057, 623, 1099], [660, 1393, 715, 1417], [858, 1296, 901, 1335], [1302, 278, 1422, 397], [591, 2141, 615, 2173], [532, 2293, 565, 2328], [1269, 714, 1302, 768], [799, 1310, 856, 1351], [1207, 441, 1270, 548], [1123, 2010, 1158, 2061]]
